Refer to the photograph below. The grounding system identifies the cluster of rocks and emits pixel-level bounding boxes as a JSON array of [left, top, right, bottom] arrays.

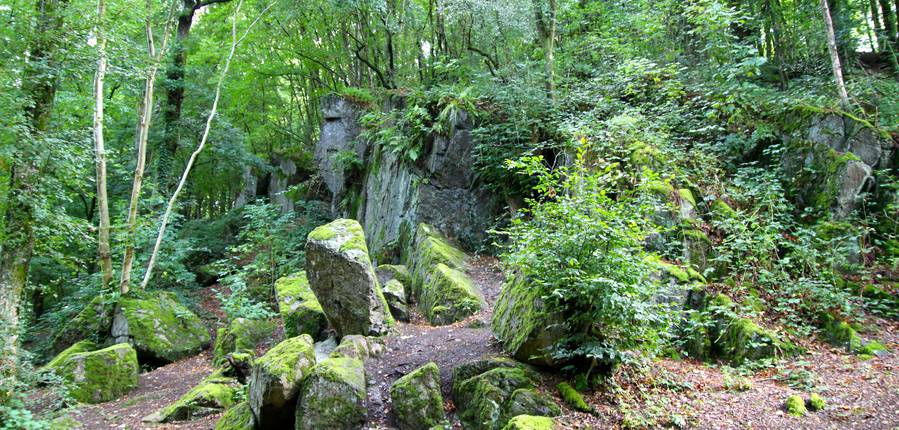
[[44, 290, 211, 404]]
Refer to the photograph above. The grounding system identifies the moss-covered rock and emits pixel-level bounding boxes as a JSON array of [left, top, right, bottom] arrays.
[[296, 356, 367, 430], [390, 362, 445, 430], [451, 358, 524, 399], [501, 415, 556, 430], [50, 295, 115, 355], [382, 279, 410, 322], [111, 291, 210, 364], [556, 382, 591, 413], [502, 389, 561, 423], [405, 223, 484, 325], [145, 371, 240, 423], [491, 274, 563, 366], [329, 334, 384, 360], [213, 317, 277, 366], [214, 401, 254, 430], [275, 273, 328, 340], [47, 343, 139, 404], [248, 335, 316, 429], [45, 340, 97, 370], [376, 264, 411, 287], [818, 313, 887, 356], [305, 219, 393, 337], [454, 365, 542, 430], [786, 394, 806, 416], [706, 294, 796, 364], [808, 393, 826, 411], [421, 263, 485, 325]]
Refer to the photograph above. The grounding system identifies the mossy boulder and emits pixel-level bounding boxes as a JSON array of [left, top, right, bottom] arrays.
[[330, 334, 384, 360], [451, 358, 523, 395], [214, 401, 254, 430], [390, 362, 445, 430], [819, 313, 888, 355], [382, 279, 410, 322], [376, 264, 411, 288], [808, 393, 826, 411], [454, 365, 547, 430], [491, 274, 563, 366], [295, 356, 367, 430], [248, 335, 316, 429], [275, 273, 328, 340], [502, 415, 556, 430], [706, 294, 797, 364], [111, 291, 210, 364], [422, 263, 485, 325], [407, 224, 467, 294], [45, 340, 97, 370], [50, 295, 115, 355], [213, 317, 277, 366], [47, 343, 139, 404], [503, 389, 561, 422], [145, 371, 240, 422], [786, 394, 806, 416], [305, 219, 393, 337]]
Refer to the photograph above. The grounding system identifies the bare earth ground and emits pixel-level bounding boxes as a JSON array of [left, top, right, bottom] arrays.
[[36, 257, 899, 429]]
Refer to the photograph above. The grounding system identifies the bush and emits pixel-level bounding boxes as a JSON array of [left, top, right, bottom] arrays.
[[501, 151, 672, 367]]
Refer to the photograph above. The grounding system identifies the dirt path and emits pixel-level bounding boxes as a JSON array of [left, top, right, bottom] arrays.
[[364, 256, 506, 429], [66, 352, 221, 430]]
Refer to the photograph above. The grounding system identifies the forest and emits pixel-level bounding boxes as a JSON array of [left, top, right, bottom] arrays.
[[0, 0, 897, 428]]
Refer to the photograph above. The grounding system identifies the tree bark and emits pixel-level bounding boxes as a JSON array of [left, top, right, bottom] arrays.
[[119, 0, 176, 294], [94, 0, 113, 290], [822, 0, 850, 106], [1, 0, 64, 397], [142, 0, 271, 289], [533, 0, 557, 103]]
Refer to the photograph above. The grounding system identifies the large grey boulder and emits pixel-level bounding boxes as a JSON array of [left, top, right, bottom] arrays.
[[295, 356, 367, 430], [390, 362, 445, 430], [305, 219, 393, 337], [111, 291, 210, 364], [248, 335, 316, 429]]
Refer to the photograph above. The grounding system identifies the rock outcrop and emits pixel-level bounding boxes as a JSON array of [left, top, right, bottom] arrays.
[[314, 95, 501, 261], [275, 273, 328, 340], [212, 317, 277, 366], [381, 279, 409, 321], [295, 356, 367, 430], [390, 362, 445, 430], [248, 335, 316, 429], [452, 360, 559, 430], [111, 291, 210, 365], [492, 275, 563, 366], [406, 223, 485, 324], [46, 343, 139, 404], [214, 402, 255, 430], [49, 295, 114, 355], [145, 371, 240, 423], [305, 219, 393, 337]]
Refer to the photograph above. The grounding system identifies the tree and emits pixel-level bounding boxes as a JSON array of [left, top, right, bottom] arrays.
[[533, 0, 557, 102], [93, 0, 113, 289], [822, 0, 850, 106], [0, 0, 65, 396]]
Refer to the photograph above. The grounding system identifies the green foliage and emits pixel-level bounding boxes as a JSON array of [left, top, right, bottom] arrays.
[[502, 151, 671, 366]]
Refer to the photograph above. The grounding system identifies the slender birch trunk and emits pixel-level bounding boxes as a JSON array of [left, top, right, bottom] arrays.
[[119, 0, 176, 294], [93, 0, 113, 289], [141, 0, 273, 289], [821, 0, 850, 106]]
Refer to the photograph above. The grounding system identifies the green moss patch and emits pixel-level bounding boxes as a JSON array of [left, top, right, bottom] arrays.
[[501, 415, 556, 430], [556, 382, 591, 413], [275, 272, 328, 340], [214, 401, 254, 430], [786, 394, 806, 416]]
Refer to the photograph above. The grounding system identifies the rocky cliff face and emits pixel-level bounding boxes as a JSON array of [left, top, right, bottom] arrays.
[[315, 95, 500, 262]]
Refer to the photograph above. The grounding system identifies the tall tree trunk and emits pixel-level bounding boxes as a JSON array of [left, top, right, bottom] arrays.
[[881, 0, 898, 49], [0, 0, 63, 396], [159, 1, 196, 194], [94, 0, 113, 289], [533, 0, 557, 102], [822, 0, 850, 106], [119, 0, 175, 294], [872, 0, 885, 51], [142, 0, 270, 289]]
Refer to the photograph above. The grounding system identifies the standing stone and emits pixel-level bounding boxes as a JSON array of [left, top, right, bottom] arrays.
[[296, 356, 367, 430], [390, 362, 445, 430], [275, 273, 328, 340], [305, 219, 393, 337], [248, 335, 316, 429]]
